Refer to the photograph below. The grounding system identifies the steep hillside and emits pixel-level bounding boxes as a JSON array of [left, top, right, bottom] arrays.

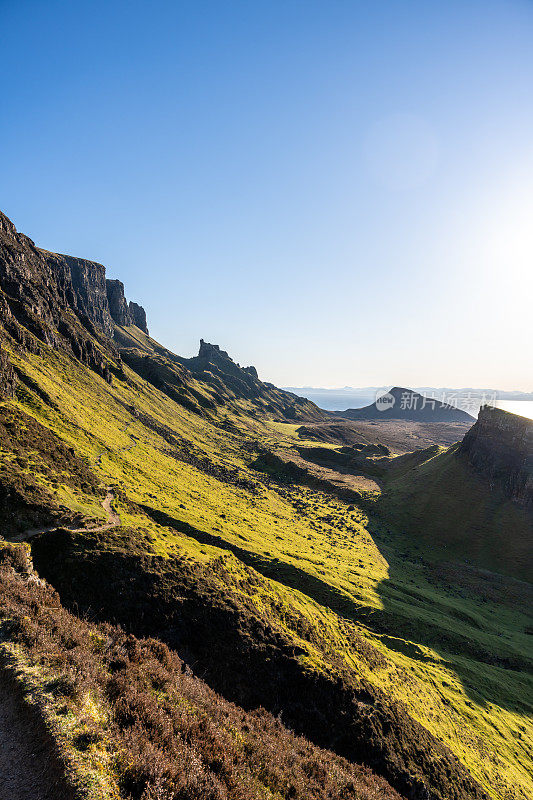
[[376, 408, 532, 580], [0, 210, 531, 800], [0, 541, 401, 800], [336, 386, 474, 423], [0, 210, 320, 423]]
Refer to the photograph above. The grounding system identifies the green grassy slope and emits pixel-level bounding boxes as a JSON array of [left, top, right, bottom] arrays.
[[0, 336, 531, 800], [376, 444, 532, 581]]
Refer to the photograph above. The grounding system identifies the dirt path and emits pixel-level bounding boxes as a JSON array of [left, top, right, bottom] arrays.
[[13, 487, 121, 542], [14, 418, 140, 542], [0, 671, 76, 800], [0, 422, 136, 796]]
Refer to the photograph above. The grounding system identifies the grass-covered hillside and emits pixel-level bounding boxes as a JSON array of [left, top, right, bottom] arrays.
[[0, 541, 402, 800], [0, 210, 531, 800], [0, 333, 529, 800], [376, 442, 532, 581]]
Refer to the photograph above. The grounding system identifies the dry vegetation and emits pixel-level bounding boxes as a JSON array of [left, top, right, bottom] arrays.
[[0, 542, 400, 800]]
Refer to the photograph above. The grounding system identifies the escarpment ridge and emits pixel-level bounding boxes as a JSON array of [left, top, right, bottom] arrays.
[[0, 210, 149, 345], [0, 210, 322, 420], [459, 405, 533, 507]]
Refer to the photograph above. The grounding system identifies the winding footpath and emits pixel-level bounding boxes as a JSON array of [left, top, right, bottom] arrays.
[[12, 487, 121, 542], [14, 419, 139, 542], [0, 419, 141, 796]]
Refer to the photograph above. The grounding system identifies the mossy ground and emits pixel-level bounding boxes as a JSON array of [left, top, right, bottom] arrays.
[[1, 337, 531, 800]]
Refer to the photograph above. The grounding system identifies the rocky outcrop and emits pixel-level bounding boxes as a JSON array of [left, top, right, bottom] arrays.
[[0, 346, 16, 398], [129, 301, 148, 334], [0, 210, 150, 385], [106, 279, 132, 326], [0, 210, 316, 421], [458, 406, 533, 507], [60, 254, 114, 338], [180, 340, 323, 420], [105, 280, 148, 332], [0, 212, 111, 380], [336, 387, 474, 423]]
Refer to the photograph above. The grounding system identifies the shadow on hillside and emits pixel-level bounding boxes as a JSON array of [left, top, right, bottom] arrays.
[[139, 503, 532, 713], [366, 516, 533, 714]]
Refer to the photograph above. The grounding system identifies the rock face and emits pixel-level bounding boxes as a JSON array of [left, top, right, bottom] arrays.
[[129, 301, 149, 334], [0, 209, 318, 422], [53, 253, 115, 338], [459, 405, 533, 507], [177, 340, 323, 419], [106, 280, 149, 332], [0, 209, 149, 381], [106, 279, 132, 327], [0, 346, 16, 398], [336, 387, 474, 423], [188, 340, 264, 401]]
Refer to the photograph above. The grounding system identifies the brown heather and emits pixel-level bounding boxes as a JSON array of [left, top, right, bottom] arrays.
[[0, 543, 400, 800]]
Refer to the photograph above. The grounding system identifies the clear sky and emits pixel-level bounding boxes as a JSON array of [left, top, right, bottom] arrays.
[[1, 0, 532, 390]]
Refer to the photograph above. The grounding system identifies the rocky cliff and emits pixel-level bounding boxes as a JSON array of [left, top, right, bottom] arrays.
[[0, 210, 149, 386], [107, 279, 149, 332], [1, 211, 319, 421], [181, 339, 323, 418], [128, 300, 149, 334], [458, 405, 533, 507]]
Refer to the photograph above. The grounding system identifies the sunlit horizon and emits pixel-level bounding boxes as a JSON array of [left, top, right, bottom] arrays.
[[2, 0, 532, 391]]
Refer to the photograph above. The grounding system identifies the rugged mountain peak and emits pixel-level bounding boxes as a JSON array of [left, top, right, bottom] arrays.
[[104, 280, 148, 333], [198, 339, 231, 361], [459, 405, 533, 506], [105, 279, 148, 333], [197, 340, 259, 377]]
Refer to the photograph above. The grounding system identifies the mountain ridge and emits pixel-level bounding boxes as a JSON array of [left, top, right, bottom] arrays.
[[0, 210, 321, 421], [0, 208, 531, 800]]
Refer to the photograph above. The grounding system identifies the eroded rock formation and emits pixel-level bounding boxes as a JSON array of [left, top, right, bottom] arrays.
[[0, 211, 149, 383], [459, 405, 533, 507], [0, 346, 16, 398], [129, 301, 149, 334]]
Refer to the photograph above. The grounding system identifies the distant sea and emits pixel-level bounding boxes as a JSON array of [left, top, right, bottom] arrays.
[[284, 388, 533, 421], [494, 400, 533, 421]]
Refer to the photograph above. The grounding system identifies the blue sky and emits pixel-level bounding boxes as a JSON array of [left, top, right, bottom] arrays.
[[2, 0, 532, 390]]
